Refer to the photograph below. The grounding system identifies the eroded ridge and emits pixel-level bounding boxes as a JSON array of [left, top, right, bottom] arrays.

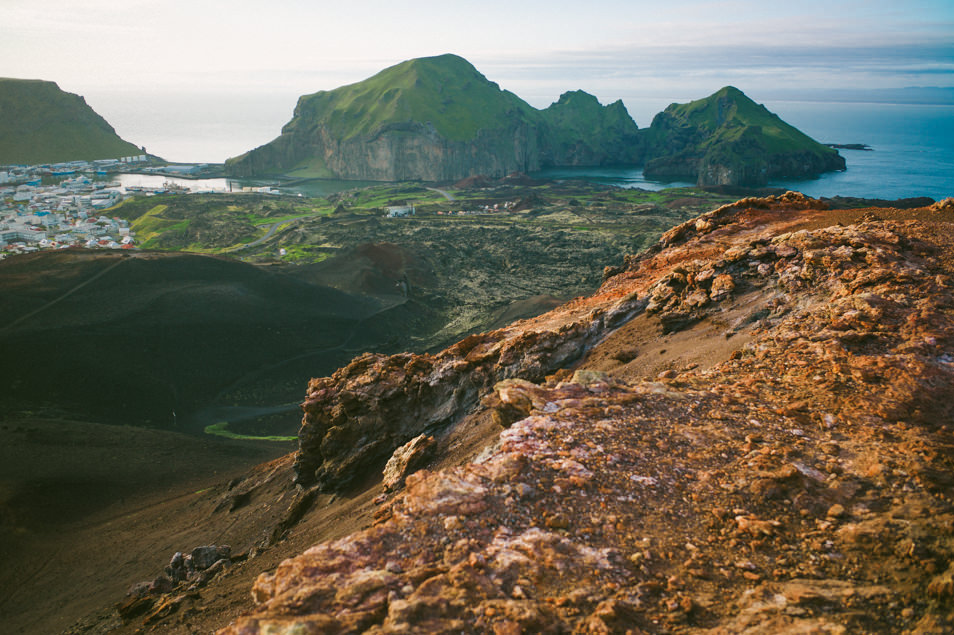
[[229, 195, 954, 633]]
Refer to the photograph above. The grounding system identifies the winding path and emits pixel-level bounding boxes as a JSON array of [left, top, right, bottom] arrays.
[[426, 187, 456, 202]]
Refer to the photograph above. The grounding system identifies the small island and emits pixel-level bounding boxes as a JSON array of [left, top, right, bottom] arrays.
[[826, 143, 874, 151]]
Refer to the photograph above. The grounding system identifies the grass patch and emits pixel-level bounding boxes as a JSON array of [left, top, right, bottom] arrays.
[[203, 421, 296, 442]]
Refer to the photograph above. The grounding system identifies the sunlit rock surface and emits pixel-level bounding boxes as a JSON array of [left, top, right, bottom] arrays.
[[223, 194, 954, 633]]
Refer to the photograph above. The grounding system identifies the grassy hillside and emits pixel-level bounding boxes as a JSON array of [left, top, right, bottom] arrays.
[[287, 54, 539, 142], [0, 78, 141, 164], [656, 86, 836, 155], [643, 86, 845, 184], [541, 90, 643, 165]]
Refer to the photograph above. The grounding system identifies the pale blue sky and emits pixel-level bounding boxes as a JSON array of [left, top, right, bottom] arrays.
[[3, 0, 951, 160]]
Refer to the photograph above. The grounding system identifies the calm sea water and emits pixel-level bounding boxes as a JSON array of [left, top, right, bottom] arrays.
[[764, 101, 954, 201], [94, 91, 952, 201], [538, 101, 953, 201]]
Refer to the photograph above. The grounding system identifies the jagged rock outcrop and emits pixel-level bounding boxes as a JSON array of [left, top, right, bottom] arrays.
[[642, 86, 846, 186], [293, 288, 646, 489], [226, 54, 642, 180], [540, 90, 643, 166], [0, 78, 143, 164], [381, 434, 437, 491], [221, 194, 954, 633]]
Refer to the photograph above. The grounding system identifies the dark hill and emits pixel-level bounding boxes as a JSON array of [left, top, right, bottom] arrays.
[[0, 250, 408, 431], [0, 78, 141, 164], [643, 86, 846, 186], [225, 54, 642, 180]]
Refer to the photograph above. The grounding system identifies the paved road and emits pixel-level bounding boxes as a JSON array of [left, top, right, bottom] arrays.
[[229, 221, 284, 252]]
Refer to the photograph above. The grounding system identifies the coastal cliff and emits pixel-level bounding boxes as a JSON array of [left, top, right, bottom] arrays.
[[225, 54, 641, 180], [0, 78, 141, 164], [225, 57, 845, 187], [207, 194, 953, 633], [643, 86, 846, 186]]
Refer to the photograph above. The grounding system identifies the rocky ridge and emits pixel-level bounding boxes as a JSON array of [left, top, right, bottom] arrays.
[[216, 194, 954, 633]]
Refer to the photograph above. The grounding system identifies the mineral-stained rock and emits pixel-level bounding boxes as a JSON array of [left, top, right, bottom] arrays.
[[293, 289, 645, 490], [382, 434, 437, 491], [220, 195, 954, 634]]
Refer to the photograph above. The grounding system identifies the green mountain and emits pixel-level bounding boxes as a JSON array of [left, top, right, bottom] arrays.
[[642, 86, 845, 186], [541, 90, 642, 166], [225, 54, 641, 180], [291, 54, 537, 143], [226, 57, 843, 186], [0, 78, 142, 165]]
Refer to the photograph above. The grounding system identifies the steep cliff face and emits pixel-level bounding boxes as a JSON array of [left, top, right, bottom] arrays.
[[225, 55, 638, 180], [216, 195, 954, 634], [539, 90, 643, 166], [227, 61, 844, 187], [643, 86, 845, 186], [0, 78, 142, 164]]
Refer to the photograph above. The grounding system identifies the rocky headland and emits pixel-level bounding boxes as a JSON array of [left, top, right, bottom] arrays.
[[642, 87, 846, 186], [77, 193, 954, 634], [225, 55, 843, 187], [225, 55, 640, 181]]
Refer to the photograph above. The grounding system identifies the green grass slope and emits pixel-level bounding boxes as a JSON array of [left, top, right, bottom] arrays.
[[286, 54, 539, 142], [643, 86, 845, 185], [225, 55, 646, 179], [0, 78, 141, 164], [541, 90, 643, 165]]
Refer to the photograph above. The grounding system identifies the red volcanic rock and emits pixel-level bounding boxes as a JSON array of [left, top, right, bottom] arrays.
[[381, 434, 437, 492], [293, 281, 646, 490], [221, 194, 954, 633]]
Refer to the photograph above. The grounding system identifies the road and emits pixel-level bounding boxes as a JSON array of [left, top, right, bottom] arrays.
[[228, 220, 286, 252], [426, 187, 456, 202]]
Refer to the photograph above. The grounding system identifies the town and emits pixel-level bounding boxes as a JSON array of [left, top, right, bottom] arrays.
[[0, 156, 212, 257]]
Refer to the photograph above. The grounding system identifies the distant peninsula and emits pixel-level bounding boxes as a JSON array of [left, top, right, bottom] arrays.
[[225, 54, 845, 187], [0, 78, 142, 165]]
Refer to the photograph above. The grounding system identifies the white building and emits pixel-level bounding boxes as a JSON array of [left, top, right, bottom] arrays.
[[385, 205, 416, 218]]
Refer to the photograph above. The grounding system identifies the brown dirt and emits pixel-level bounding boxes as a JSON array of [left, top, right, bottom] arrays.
[[8, 196, 954, 634]]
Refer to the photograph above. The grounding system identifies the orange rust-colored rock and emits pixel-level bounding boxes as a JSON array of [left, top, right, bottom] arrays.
[[222, 194, 954, 633]]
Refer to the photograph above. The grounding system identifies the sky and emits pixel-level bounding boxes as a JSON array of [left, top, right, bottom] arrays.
[[3, 0, 952, 162]]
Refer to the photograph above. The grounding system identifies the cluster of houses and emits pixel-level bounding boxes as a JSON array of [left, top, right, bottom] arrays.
[[0, 155, 148, 185], [435, 201, 518, 216], [386, 201, 519, 219], [0, 172, 136, 256]]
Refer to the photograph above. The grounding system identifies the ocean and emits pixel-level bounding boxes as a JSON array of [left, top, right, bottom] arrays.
[[92, 91, 953, 201], [536, 100, 954, 201]]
